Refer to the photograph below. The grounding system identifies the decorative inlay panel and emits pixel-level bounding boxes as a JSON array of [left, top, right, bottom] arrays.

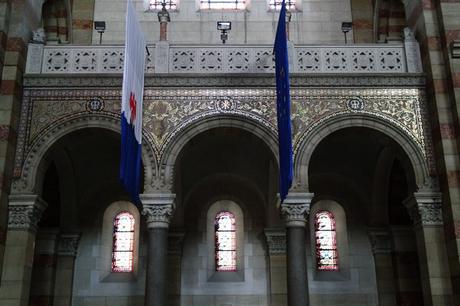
[[15, 84, 429, 191]]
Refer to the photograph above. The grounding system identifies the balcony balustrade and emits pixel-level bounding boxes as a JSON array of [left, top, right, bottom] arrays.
[[25, 38, 422, 76]]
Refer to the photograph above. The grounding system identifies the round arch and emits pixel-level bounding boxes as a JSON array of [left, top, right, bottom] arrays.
[[13, 115, 157, 194], [294, 113, 429, 190], [159, 114, 279, 190]]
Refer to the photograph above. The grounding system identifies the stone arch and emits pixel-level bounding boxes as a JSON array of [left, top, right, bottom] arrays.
[[294, 113, 429, 191], [158, 114, 279, 192], [12, 114, 157, 194]]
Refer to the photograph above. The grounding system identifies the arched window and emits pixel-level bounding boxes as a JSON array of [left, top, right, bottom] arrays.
[[112, 212, 135, 272], [215, 211, 237, 272], [315, 210, 339, 271]]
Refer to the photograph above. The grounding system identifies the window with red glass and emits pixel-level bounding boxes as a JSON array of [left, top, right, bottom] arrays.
[[215, 211, 237, 272], [315, 210, 339, 271], [112, 212, 135, 272]]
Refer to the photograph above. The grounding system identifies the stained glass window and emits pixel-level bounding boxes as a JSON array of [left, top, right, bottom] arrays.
[[200, 0, 246, 10], [215, 211, 237, 271], [269, 0, 296, 11], [315, 211, 338, 271], [112, 212, 135, 272], [149, 0, 177, 10]]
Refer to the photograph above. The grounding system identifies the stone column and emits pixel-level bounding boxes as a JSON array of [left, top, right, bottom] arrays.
[[264, 228, 287, 306], [29, 229, 59, 306], [280, 193, 312, 306], [141, 193, 176, 306], [0, 194, 47, 306], [404, 191, 453, 306], [53, 233, 80, 306], [167, 231, 185, 306], [368, 228, 397, 306]]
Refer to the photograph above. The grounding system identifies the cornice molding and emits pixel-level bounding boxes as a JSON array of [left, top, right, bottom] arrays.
[[23, 74, 426, 88]]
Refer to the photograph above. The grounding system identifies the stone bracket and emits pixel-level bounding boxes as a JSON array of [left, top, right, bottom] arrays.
[[368, 228, 393, 254], [168, 231, 185, 255], [57, 233, 81, 256], [264, 228, 286, 255]]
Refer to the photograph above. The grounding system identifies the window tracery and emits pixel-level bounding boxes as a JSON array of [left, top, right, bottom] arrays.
[[200, 0, 246, 10], [315, 210, 339, 271], [215, 211, 237, 271], [269, 0, 296, 10], [112, 212, 135, 272], [149, 0, 177, 10]]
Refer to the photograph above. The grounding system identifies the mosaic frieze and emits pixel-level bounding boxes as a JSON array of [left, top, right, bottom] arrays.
[[291, 88, 426, 155], [16, 87, 428, 181]]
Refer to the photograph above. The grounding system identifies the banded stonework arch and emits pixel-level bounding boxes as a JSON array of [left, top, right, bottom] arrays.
[[11, 114, 157, 194], [294, 113, 430, 191], [157, 114, 279, 192]]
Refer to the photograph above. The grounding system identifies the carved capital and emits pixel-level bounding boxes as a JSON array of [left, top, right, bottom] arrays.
[[57, 233, 81, 256], [141, 193, 176, 228], [404, 191, 443, 226], [8, 194, 47, 232], [368, 228, 393, 254], [280, 193, 313, 227], [264, 228, 286, 255]]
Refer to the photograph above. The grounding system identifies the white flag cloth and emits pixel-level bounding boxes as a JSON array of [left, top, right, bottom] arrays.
[[120, 0, 146, 204]]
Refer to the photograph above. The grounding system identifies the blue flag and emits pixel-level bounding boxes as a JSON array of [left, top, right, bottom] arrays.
[[274, 0, 293, 203]]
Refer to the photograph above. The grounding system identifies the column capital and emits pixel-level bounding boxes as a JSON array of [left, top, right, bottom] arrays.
[[264, 228, 286, 255], [57, 233, 81, 256], [404, 191, 443, 226], [368, 228, 393, 254], [280, 192, 313, 227], [140, 193, 176, 229], [8, 194, 47, 233]]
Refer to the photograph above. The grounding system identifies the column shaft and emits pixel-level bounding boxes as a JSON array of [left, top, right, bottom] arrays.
[[369, 229, 397, 306], [405, 191, 453, 306], [53, 234, 80, 306], [141, 193, 175, 306], [0, 194, 47, 306], [146, 228, 168, 306], [287, 226, 308, 306], [265, 229, 287, 306], [280, 193, 312, 306]]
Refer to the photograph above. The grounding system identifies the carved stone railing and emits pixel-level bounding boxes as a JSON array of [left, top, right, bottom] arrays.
[[25, 40, 422, 75]]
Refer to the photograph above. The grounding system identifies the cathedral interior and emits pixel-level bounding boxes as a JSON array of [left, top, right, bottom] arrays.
[[0, 0, 459, 306]]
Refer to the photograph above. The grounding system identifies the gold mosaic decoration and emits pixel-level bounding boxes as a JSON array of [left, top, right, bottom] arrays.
[[18, 87, 427, 179]]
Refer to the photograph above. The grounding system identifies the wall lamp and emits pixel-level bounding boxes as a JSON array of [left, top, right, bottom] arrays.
[[217, 21, 231, 44], [157, 2, 170, 23], [341, 22, 352, 44], [94, 21, 106, 44]]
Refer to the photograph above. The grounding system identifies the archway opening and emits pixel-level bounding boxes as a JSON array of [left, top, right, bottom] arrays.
[[172, 126, 278, 303], [30, 128, 144, 306], [308, 127, 423, 306]]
